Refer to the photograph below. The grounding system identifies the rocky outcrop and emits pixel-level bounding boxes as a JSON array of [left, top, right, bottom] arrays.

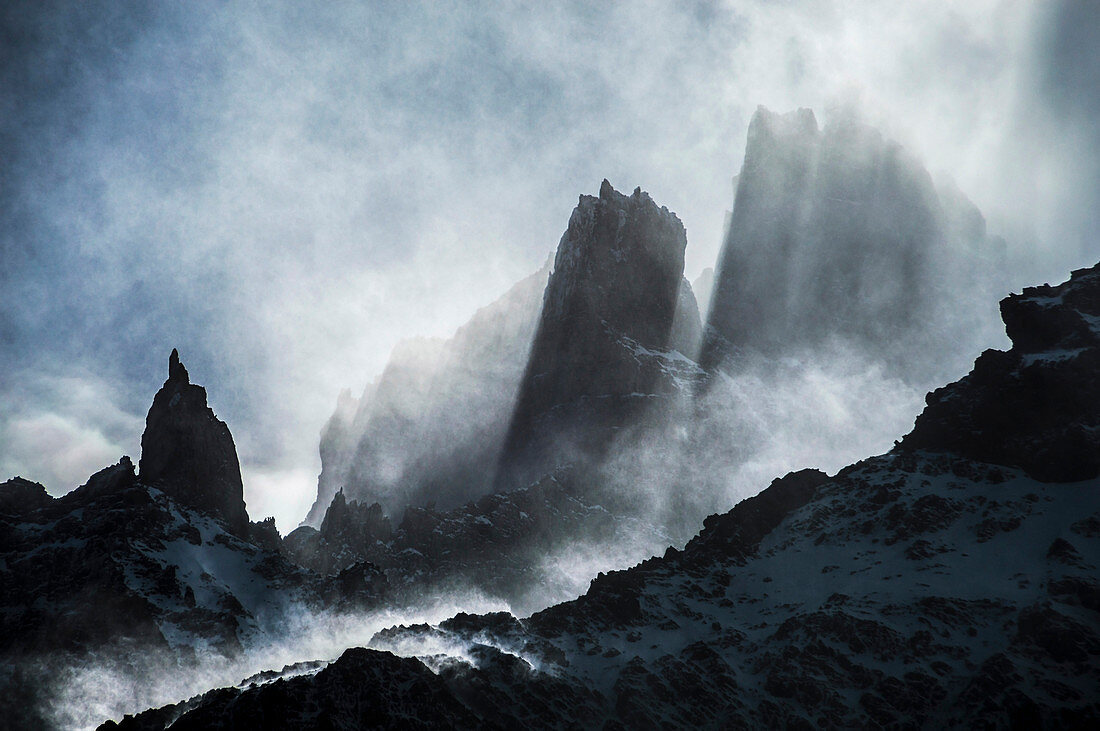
[[703, 106, 1006, 381], [0, 477, 52, 515], [284, 490, 392, 576], [497, 180, 703, 491], [902, 261, 1100, 481], [139, 350, 248, 536]]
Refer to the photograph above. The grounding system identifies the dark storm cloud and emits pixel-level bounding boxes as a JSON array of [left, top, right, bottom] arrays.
[[1, 1, 1096, 529]]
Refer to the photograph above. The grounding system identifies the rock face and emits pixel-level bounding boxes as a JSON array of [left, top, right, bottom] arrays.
[[692, 266, 715, 320], [902, 261, 1100, 481], [290, 183, 708, 605], [306, 260, 550, 525], [284, 491, 392, 576], [497, 180, 703, 491], [115, 261, 1100, 729], [0, 456, 323, 665], [139, 350, 249, 536], [0, 353, 392, 729], [703, 106, 1005, 380], [309, 181, 707, 524], [0, 477, 52, 515], [285, 468, 661, 615]]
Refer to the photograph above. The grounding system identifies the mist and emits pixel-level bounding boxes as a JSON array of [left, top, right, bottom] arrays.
[[3, 1, 1097, 533], [42, 595, 510, 730]]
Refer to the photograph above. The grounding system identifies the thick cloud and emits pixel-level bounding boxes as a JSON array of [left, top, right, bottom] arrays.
[[1, 1, 1096, 531]]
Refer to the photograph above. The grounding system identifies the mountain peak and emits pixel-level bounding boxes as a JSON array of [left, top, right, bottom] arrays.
[[703, 105, 1000, 380], [139, 351, 249, 535], [168, 348, 189, 384], [748, 105, 818, 142], [497, 179, 693, 489], [0, 476, 52, 516]]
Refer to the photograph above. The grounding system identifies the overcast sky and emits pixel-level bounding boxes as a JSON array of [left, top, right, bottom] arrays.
[[2, 1, 1097, 532]]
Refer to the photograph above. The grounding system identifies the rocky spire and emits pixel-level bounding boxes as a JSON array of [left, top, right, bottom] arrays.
[[319, 489, 391, 546], [139, 349, 249, 535], [701, 106, 1000, 381], [168, 347, 189, 383], [496, 180, 694, 489]]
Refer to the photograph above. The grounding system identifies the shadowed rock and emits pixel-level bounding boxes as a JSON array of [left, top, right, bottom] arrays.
[[306, 260, 550, 525], [139, 349, 249, 536], [0, 477, 52, 516], [901, 261, 1100, 481], [497, 180, 698, 490], [703, 106, 1005, 380]]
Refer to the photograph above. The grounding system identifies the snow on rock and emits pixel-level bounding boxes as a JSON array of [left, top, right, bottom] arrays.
[[112, 260, 1100, 728], [139, 350, 249, 537], [902, 260, 1100, 482]]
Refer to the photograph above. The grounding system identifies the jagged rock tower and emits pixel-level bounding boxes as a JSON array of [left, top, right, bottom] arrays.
[[703, 106, 1003, 379], [139, 349, 249, 535], [496, 180, 701, 490]]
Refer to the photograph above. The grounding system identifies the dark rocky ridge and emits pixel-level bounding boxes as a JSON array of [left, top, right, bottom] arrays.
[[0, 476, 52, 515], [139, 349, 249, 536], [284, 490, 392, 576], [100, 648, 488, 731], [496, 180, 701, 491], [902, 261, 1100, 481], [703, 106, 1005, 380], [112, 261, 1100, 729], [1, 352, 390, 729], [284, 468, 659, 614]]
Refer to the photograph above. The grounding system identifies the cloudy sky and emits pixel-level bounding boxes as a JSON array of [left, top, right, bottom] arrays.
[[2, 0, 1097, 531]]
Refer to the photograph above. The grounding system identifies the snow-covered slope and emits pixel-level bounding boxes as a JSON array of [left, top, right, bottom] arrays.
[[109, 261, 1100, 729], [0, 353, 388, 729], [0, 460, 324, 661]]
